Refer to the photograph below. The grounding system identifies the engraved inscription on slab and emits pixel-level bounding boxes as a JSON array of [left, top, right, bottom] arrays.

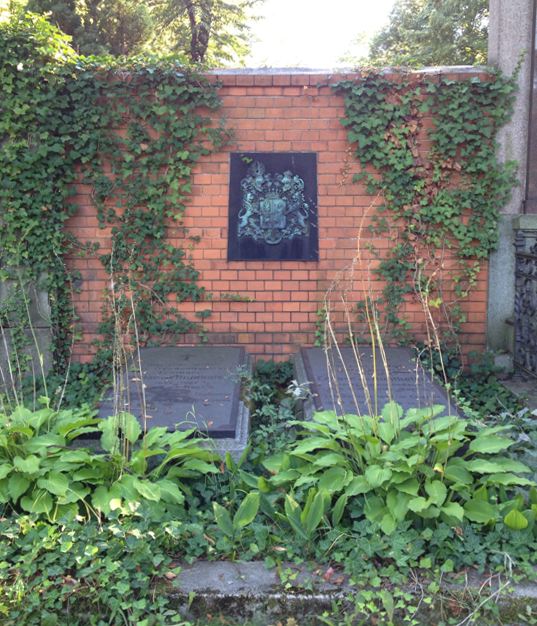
[[228, 153, 318, 261], [295, 346, 458, 418], [99, 347, 249, 439]]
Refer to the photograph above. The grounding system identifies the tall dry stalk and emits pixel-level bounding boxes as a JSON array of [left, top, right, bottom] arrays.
[[319, 193, 458, 425]]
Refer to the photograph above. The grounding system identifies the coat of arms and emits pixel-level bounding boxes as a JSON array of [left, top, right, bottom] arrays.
[[237, 161, 310, 245]]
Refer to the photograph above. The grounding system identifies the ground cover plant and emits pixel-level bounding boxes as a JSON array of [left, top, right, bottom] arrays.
[[0, 360, 536, 625]]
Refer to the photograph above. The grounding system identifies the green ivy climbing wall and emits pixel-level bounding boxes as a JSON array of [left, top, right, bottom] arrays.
[[0, 15, 225, 383], [334, 70, 517, 345]]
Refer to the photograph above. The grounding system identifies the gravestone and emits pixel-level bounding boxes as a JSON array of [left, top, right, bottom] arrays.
[[228, 152, 318, 261], [294, 346, 458, 419], [99, 346, 250, 456]]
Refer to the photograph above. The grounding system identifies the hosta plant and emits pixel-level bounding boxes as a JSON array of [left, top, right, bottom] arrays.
[[0, 403, 219, 520], [264, 402, 536, 535]]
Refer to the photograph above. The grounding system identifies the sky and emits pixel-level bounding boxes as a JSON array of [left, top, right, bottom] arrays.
[[245, 0, 396, 68]]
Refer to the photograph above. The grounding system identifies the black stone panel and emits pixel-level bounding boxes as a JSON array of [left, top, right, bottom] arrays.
[[99, 347, 247, 438], [228, 152, 318, 261], [298, 346, 458, 417]]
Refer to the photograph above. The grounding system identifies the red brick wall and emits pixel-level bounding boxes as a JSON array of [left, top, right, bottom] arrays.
[[66, 70, 489, 362]]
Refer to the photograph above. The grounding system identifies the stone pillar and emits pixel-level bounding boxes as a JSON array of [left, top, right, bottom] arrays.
[[487, 0, 534, 363]]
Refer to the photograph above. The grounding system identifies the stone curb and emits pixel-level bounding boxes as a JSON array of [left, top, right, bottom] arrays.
[[168, 561, 537, 625]]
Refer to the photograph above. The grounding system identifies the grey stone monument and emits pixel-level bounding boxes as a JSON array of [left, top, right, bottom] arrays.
[[294, 346, 458, 419], [99, 346, 250, 457]]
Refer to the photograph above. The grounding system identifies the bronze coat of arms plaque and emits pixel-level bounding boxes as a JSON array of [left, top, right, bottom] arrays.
[[228, 152, 318, 261]]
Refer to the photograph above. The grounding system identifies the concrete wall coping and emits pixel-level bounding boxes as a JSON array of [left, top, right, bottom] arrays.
[[208, 65, 488, 75]]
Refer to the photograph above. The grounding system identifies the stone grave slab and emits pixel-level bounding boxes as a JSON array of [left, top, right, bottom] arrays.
[[294, 346, 458, 419], [99, 346, 250, 455]]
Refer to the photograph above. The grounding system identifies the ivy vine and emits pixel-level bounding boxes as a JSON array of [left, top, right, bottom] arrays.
[[334, 70, 517, 345], [0, 14, 225, 392]]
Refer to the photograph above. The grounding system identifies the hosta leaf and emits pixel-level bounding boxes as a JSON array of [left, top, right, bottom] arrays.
[[119, 412, 142, 444], [365, 465, 392, 488], [262, 453, 288, 474], [0, 464, 12, 480], [59, 482, 90, 505], [386, 489, 409, 521], [13, 455, 40, 474], [20, 490, 53, 515], [464, 499, 497, 524], [469, 435, 514, 454], [292, 437, 338, 455], [396, 478, 419, 495], [442, 502, 464, 522], [466, 458, 531, 474], [425, 480, 447, 506], [364, 495, 386, 522], [504, 509, 528, 530], [25, 434, 65, 452], [143, 427, 168, 448], [318, 466, 350, 493], [346, 476, 371, 496], [99, 416, 119, 453], [332, 493, 348, 527], [233, 492, 260, 529], [157, 479, 185, 505], [213, 502, 234, 538], [408, 497, 429, 513], [37, 472, 69, 497], [381, 401, 403, 423], [485, 473, 535, 487], [302, 490, 325, 536], [380, 512, 396, 535], [377, 422, 395, 445], [180, 459, 218, 474], [133, 478, 161, 502], [8, 474, 30, 501], [444, 461, 473, 485], [92, 484, 122, 514], [312, 452, 347, 467], [270, 469, 300, 486]]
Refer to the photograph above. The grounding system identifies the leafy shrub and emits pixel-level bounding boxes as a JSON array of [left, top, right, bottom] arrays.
[[264, 402, 537, 536], [0, 404, 219, 520]]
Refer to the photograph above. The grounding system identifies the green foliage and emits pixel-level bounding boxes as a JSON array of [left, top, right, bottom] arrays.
[[367, 0, 488, 67], [264, 402, 536, 536], [335, 71, 517, 342], [0, 403, 219, 520], [150, 0, 260, 64], [0, 13, 225, 382], [0, 515, 187, 624], [213, 490, 260, 540], [25, 0, 152, 56], [16, 0, 259, 62]]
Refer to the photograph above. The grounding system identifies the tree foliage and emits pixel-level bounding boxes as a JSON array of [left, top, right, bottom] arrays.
[[367, 0, 488, 67], [149, 0, 259, 65], [4, 0, 258, 62]]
